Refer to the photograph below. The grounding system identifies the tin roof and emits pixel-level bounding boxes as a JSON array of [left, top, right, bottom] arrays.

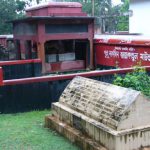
[[26, 2, 82, 12]]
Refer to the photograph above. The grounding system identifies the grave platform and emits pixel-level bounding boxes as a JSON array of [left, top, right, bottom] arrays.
[[45, 76, 150, 150]]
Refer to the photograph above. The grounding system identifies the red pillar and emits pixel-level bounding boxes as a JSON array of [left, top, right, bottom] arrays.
[[0, 67, 3, 86], [37, 23, 46, 73], [37, 42, 46, 73]]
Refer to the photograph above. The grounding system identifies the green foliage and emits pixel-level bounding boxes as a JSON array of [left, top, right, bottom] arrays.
[[116, 0, 129, 31], [102, 0, 129, 32], [0, 0, 16, 34], [113, 68, 150, 97], [0, 0, 26, 34]]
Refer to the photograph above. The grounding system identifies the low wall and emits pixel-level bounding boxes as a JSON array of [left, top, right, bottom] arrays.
[[0, 66, 149, 113]]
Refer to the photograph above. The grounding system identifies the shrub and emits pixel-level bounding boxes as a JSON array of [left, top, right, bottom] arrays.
[[113, 67, 150, 97]]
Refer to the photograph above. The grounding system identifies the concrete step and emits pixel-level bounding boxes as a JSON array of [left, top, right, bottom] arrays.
[[45, 115, 107, 150]]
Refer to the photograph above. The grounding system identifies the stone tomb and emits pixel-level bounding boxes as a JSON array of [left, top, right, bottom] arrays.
[[45, 76, 150, 150]]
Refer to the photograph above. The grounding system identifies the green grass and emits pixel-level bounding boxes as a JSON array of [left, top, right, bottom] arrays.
[[0, 110, 80, 150]]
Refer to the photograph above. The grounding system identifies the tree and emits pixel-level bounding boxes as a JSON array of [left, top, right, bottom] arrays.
[[116, 0, 129, 31], [94, 0, 129, 33], [0, 0, 26, 34], [63, 0, 112, 16], [63, 0, 129, 32], [25, 0, 43, 6], [101, 0, 129, 33]]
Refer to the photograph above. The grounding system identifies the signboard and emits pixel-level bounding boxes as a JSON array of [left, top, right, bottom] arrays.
[[95, 44, 150, 68]]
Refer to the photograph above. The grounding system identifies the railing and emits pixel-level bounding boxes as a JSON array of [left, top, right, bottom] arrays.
[[0, 59, 41, 66], [1, 66, 150, 86], [0, 59, 42, 80]]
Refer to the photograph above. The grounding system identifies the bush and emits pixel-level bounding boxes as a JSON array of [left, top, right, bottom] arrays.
[[113, 67, 150, 97]]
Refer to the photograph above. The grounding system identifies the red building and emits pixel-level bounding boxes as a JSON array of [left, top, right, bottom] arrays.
[[11, 2, 94, 73]]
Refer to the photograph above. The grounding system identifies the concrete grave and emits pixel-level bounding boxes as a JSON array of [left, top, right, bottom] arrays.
[[45, 76, 150, 150]]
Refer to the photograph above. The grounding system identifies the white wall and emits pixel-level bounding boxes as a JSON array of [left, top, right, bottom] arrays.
[[130, 0, 150, 35]]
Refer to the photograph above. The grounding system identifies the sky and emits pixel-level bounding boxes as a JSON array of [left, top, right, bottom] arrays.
[[112, 0, 122, 6]]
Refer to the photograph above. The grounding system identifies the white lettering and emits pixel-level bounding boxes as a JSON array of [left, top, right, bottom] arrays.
[[109, 51, 119, 58], [103, 49, 150, 62], [129, 47, 135, 52], [122, 47, 128, 51], [120, 52, 138, 61], [114, 47, 121, 51], [104, 50, 109, 58], [140, 52, 150, 61]]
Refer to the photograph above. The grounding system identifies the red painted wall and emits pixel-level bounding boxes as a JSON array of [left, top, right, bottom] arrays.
[[45, 60, 85, 72]]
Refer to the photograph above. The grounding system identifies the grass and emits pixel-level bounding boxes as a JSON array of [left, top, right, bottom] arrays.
[[0, 110, 80, 150]]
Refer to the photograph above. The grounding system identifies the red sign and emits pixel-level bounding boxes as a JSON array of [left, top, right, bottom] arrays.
[[95, 44, 150, 68]]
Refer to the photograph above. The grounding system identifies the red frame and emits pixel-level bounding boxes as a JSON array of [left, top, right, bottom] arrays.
[[1, 66, 150, 86], [0, 59, 41, 66]]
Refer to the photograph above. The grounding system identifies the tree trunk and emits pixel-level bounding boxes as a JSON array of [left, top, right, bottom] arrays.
[[92, 0, 94, 16]]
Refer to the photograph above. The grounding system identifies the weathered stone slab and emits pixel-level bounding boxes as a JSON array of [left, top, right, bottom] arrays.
[[59, 76, 144, 130]]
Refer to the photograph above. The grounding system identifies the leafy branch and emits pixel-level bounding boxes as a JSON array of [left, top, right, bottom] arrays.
[[113, 67, 150, 98]]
